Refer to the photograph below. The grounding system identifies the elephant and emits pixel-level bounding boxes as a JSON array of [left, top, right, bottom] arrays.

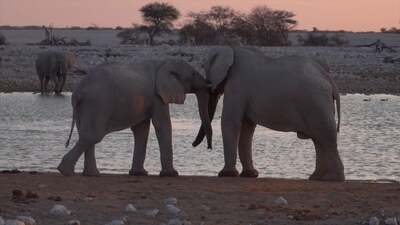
[[193, 46, 344, 181], [57, 59, 212, 177], [35, 51, 75, 94]]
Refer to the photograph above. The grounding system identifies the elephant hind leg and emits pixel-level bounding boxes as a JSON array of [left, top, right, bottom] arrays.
[[83, 146, 100, 176], [238, 118, 258, 177], [57, 139, 93, 176], [309, 125, 345, 181]]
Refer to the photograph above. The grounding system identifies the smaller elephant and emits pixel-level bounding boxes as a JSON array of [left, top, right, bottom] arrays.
[[35, 51, 75, 94], [57, 59, 212, 177]]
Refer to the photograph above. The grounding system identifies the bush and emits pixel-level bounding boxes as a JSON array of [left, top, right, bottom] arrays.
[[180, 5, 297, 46], [297, 32, 348, 47]]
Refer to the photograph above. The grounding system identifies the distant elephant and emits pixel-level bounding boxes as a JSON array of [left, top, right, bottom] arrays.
[[35, 51, 75, 94], [193, 46, 344, 181], [57, 59, 212, 177]]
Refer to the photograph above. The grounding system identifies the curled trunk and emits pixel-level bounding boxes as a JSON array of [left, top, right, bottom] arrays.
[[195, 90, 213, 149], [192, 93, 220, 147]]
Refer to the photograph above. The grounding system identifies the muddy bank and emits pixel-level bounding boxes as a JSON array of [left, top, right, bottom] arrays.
[[1, 45, 400, 94], [0, 172, 399, 225]]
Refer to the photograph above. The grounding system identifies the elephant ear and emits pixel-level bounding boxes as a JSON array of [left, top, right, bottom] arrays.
[[206, 47, 234, 92], [155, 63, 186, 104]]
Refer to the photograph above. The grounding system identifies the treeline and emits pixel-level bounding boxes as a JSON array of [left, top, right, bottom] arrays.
[[117, 3, 298, 46]]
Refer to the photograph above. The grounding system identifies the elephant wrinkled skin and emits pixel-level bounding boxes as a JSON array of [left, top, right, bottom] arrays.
[[58, 59, 212, 177], [194, 46, 344, 181], [35, 51, 75, 94]]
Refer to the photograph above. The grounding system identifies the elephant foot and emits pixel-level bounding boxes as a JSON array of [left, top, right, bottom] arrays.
[[159, 169, 179, 177], [129, 169, 148, 176], [309, 170, 345, 182], [82, 168, 100, 177], [240, 168, 259, 178], [218, 169, 239, 177], [57, 161, 75, 176]]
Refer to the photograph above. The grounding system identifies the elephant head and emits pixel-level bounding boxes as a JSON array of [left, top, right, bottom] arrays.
[[192, 47, 234, 147], [156, 59, 213, 149]]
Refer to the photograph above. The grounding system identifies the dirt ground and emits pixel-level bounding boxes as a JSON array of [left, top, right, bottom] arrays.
[[0, 172, 399, 225]]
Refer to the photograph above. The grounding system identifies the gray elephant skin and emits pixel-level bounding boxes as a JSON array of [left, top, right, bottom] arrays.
[[35, 51, 75, 94], [58, 59, 212, 177], [194, 46, 344, 181]]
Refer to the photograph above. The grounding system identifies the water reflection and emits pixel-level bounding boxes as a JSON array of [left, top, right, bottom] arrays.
[[0, 93, 399, 180]]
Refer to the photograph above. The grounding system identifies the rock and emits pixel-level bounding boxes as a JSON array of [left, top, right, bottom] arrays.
[[385, 217, 399, 225], [66, 220, 80, 225], [15, 216, 35, 225], [200, 205, 210, 212], [25, 191, 39, 199], [166, 204, 181, 217], [167, 219, 182, 225], [143, 209, 159, 217], [12, 190, 24, 200], [105, 220, 125, 225], [49, 204, 72, 216], [0, 217, 4, 225], [124, 203, 137, 212], [4, 220, 25, 225], [164, 197, 178, 205], [274, 196, 288, 205], [369, 217, 380, 225]]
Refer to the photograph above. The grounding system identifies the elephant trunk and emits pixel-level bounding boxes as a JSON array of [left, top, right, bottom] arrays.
[[192, 92, 220, 148], [195, 90, 213, 149]]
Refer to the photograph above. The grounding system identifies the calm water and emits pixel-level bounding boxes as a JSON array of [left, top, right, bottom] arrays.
[[0, 93, 399, 180]]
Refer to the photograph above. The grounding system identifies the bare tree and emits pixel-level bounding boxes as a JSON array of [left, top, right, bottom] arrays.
[[140, 2, 180, 45]]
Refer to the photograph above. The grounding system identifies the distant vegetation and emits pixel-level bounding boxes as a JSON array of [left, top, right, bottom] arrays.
[[297, 32, 348, 47], [117, 3, 297, 46], [380, 27, 400, 33], [181, 6, 297, 46], [0, 32, 6, 45]]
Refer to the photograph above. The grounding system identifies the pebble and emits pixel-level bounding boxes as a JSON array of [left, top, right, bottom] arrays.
[[66, 220, 81, 225], [49, 204, 72, 216], [167, 219, 182, 225], [105, 220, 125, 225], [4, 220, 25, 225], [143, 209, 159, 217], [166, 204, 181, 217], [274, 196, 288, 205], [164, 197, 178, 205], [385, 217, 399, 225], [15, 217, 35, 225], [369, 217, 380, 225], [124, 204, 137, 212]]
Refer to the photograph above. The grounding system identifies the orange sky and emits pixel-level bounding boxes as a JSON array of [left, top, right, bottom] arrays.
[[0, 0, 399, 31]]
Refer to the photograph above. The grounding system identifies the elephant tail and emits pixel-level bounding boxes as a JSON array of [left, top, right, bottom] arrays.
[[65, 93, 79, 148], [65, 115, 75, 148], [332, 82, 341, 133]]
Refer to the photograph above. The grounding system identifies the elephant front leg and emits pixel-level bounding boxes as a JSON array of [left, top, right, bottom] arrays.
[[83, 146, 100, 176], [152, 104, 178, 177], [238, 118, 258, 178], [218, 112, 241, 177], [129, 119, 150, 176]]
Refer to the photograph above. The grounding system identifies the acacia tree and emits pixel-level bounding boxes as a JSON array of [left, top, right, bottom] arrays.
[[139, 2, 180, 45], [247, 6, 297, 46]]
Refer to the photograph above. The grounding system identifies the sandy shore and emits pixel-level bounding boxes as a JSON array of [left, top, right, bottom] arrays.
[[0, 172, 399, 225]]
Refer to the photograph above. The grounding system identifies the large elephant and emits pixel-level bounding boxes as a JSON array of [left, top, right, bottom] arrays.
[[57, 59, 212, 177], [35, 51, 75, 94], [193, 46, 344, 181]]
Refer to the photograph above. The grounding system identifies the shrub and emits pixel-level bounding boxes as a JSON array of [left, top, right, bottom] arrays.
[[297, 32, 348, 47]]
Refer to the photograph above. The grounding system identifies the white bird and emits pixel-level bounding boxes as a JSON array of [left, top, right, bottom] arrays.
[[49, 204, 72, 216]]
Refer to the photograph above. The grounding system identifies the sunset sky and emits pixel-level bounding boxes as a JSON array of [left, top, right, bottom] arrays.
[[0, 0, 399, 31]]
